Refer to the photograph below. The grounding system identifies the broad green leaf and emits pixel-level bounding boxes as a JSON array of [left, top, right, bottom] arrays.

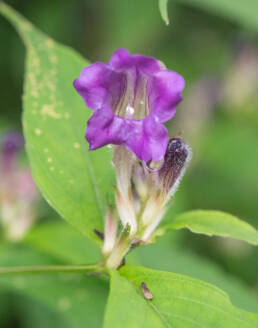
[[159, 0, 170, 25], [0, 3, 114, 244], [25, 221, 101, 264], [157, 210, 258, 245], [0, 245, 108, 328], [127, 234, 258, 312], [176, 0, 258, 33], [104, 270, 164, 328], [118, 265, 258, 328]]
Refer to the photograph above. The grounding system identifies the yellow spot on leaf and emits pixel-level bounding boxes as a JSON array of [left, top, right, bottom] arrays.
[[31, 89, 39, 98], [21, 21, 32, 31], [58, 297, 71, 311], [31, 56, 40, 73], [74, 143, 80, 149], [46, 38, 55, 49], [35, 128, 42, 136], [50, 54, 58, 64], [41, 104, 61, 119]]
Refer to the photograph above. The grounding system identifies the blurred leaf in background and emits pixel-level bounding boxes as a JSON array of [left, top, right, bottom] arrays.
[[176, 0, 258, 32]]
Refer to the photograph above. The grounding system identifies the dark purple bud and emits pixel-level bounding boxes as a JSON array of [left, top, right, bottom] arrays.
[[158, 137, 191, 194]]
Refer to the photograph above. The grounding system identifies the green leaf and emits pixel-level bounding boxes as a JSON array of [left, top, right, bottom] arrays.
[[156, 210, 258, 245], [104, 270, 164, 328], [176, 0, 258, 33], [159, 0, 170, 25], [0, 3, 114, 244], [127, 234, 258, 312], [25, 221, 101, 264], [0, 244, 108, 327], [117, 265, 258, 328]]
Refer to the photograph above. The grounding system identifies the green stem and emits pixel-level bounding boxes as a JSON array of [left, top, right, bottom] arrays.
[[0, 264, 103, 276]]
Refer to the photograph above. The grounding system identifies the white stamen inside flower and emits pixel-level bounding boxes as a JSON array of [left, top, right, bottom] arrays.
[[125, 105, 135, 118]]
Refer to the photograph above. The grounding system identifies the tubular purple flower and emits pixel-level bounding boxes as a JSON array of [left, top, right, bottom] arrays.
[[0, 132, 38, 241], [73, 49, 185, 162]]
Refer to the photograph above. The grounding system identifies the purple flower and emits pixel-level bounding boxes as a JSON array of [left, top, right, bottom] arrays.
[[74, 49, 185, 162], [1, 132, 24, 174], [0, 132, 38, 241]]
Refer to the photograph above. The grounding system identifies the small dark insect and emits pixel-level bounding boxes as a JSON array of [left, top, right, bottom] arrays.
[[141, 282, 153, 300], [93, 229, 104, 241]]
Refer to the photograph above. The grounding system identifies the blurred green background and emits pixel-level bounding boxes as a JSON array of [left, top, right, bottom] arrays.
[[0, 0, 258, 326]]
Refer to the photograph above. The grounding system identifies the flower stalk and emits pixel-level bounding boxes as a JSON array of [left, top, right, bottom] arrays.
[[0, 264, 103, 276]]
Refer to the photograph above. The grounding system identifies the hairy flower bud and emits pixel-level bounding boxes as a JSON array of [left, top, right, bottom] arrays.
[[140, 137, 191, 242], [158, 137, 192, 197]]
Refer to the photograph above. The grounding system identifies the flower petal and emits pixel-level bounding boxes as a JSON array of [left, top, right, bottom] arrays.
[[86, 106, 121, 150], [149, 70, 185, 122], [109, 48, 162, 75], [127, 116, 168, 162], [74, 49, 185, 162], [73, 62, 125, 111], [86, 107, 168, 162]]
